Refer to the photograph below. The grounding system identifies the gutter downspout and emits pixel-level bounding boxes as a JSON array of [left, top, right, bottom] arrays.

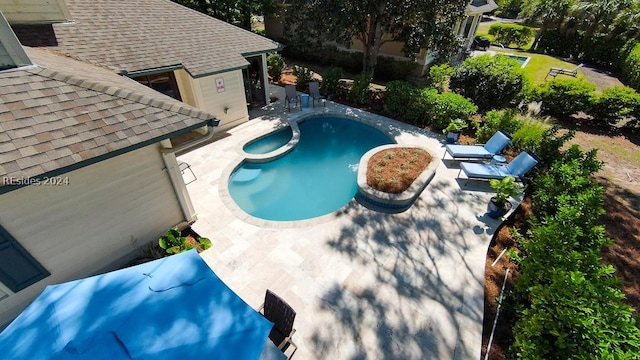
[[160, 119, 218, 224]]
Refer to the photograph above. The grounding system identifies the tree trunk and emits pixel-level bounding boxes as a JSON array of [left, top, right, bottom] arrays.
[[239, 0, 252, 31], [362, 13, 384, 79], [532, 23, 548, 51]]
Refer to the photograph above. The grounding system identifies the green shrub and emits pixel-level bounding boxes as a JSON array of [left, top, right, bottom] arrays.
[[375, 56, 419, 81], [450, 54, 528, 112], [320, 67, 343, 97], [292, 65, 313, 90], [348, 74, 371, 106], [531, 126, 576, 172], [426, 92, 477, 129], [590, 86, 640, 127], [475, 109, 523, 143], [621, 42, 640, 91], [510, 143, 640, 360], [475, 33, 496, 44], [282, 42, 417, 82], [510, 117, 549, 152], [532, 147, 602, 219], [537, 79, 596, 117], [488, 23, 535, 48], [427, 63, 454, 93], [514, 267, 640, 360], [383, 81, 422, 123], [159, 228, 212, 255], [267, 53, 286, 83]]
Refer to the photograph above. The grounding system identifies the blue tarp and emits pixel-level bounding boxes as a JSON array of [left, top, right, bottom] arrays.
[[0, 250, 274, 360]]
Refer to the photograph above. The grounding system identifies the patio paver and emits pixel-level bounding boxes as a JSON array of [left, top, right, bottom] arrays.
[[178, 85, 505, 359]]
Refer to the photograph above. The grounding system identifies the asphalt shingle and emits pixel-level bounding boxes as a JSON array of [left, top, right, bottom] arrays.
[[0, 48, 217, 182], [12, 0, 280, 77]]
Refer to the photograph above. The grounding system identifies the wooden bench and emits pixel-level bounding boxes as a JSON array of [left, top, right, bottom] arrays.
[[545, 63, 584, 80]]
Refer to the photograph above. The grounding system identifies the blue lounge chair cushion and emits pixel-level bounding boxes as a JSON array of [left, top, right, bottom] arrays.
[[445, 131, 511, 159], [460, 152, 538, 180], [460, 162, 513, 179], [446, 144, 492, 159]]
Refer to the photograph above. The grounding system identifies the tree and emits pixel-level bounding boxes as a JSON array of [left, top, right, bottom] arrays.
[[283, 0, 468, 79], [520, 0, 576, 50], [171, 0, 276, 30]]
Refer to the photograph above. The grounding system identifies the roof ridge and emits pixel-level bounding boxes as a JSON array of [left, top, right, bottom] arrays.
[[157, 0, 279, 46], [28, 66, 214, 121]]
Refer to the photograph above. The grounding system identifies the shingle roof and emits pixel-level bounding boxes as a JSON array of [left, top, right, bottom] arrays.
[[11, 0, 281, 77], [0, 47, 216, 184], [468, 0, 498, 13]]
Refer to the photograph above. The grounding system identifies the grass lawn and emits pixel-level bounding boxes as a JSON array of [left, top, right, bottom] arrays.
[[492, 49, 587, 86]]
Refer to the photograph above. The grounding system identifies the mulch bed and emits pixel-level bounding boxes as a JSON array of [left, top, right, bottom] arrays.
[[366, 148, 432, 193]]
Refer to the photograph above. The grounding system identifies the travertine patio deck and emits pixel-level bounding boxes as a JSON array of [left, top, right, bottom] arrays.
[[178, 85, 505, 359]]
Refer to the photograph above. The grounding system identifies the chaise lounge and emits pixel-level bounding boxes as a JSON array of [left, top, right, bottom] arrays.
[[545, 63, 584, 80], [458, 151, 539, 183], [443, 131, 511, 161]]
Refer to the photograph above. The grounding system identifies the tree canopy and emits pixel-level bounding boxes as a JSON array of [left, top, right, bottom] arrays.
[[171, 0, 276, 30], [282, 0, 468, 78]]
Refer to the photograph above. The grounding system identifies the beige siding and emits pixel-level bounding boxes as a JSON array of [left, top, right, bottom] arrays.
[[0, 0, 71, 24], [0, 144, 184, 326], [174, 69, 199, 109], [194, 70, 249, 131]]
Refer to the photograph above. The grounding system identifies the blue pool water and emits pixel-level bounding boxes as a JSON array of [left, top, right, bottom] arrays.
[[243, 127, 293, 154], [229, 116, 393, 221], [505, 54, 530, 67]]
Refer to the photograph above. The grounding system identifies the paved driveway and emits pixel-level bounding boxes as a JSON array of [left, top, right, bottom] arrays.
[[178, 92, 505, 359]]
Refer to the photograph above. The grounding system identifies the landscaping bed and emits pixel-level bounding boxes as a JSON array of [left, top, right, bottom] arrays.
[[366, 148, 432, 193]]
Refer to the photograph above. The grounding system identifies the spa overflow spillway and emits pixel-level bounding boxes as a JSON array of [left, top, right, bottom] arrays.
[[229, 116, 394, 221]]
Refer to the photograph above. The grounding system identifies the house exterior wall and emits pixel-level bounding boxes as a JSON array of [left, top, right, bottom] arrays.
[[174, 68, 199, 109], [193, 69, 249, 131], [0, 0, 71, 24], [0, 144, 184, 327]]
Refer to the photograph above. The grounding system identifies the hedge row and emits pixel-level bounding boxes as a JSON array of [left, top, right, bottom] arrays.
[[534, 79, 640, 127], [511, 142, 640, 359], [488, 23, 535, 49], [536, 30, 639, 90], [281, 43, 418, 81], [384, 81, 477, 129]]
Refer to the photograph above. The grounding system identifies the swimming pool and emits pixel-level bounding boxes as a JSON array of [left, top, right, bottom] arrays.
[[504, 54, 530, 68], [229, 116, 394, 221], [243, 127, 293, 154]]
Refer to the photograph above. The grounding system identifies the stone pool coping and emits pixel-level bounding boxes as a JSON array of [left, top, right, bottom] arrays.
[[356, 145, 439, 211]]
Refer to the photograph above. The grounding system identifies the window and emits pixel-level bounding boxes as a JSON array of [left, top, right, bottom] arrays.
[[0, 225, 50, 293], [131, 71, 182, 101]]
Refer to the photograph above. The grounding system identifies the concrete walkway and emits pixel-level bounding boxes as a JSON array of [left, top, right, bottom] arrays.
[[178, 85, 508, 359]]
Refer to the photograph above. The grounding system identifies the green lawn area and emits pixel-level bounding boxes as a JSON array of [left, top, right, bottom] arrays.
[[492, 49, 586, 86]]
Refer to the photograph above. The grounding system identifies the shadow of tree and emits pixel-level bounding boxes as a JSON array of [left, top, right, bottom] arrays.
[[307, 177, 499, 359]]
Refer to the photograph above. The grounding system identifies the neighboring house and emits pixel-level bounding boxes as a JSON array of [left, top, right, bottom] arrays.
[[5, 0, 281, 131], [265, 0, 497, 75], [0, 8, 223, 326]]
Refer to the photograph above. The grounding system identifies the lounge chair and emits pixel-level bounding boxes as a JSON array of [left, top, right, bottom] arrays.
[[258, 289, 298, 358], [308, 81, 325, 107], [458, 151, 539, 184], [545, 63, 584, 80], [443, 131, 511, 161], [284, 85, 300, 112]]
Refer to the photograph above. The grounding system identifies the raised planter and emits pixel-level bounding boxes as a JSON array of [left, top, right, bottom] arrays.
[[355, 144, 439, 212]]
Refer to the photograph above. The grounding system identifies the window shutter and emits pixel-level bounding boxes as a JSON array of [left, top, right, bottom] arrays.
[[0, 225, 50, 292]]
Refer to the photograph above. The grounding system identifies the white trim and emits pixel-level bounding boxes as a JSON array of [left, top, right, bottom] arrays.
[[0, 281, 14, 299], [260, 53, 269, 106]]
